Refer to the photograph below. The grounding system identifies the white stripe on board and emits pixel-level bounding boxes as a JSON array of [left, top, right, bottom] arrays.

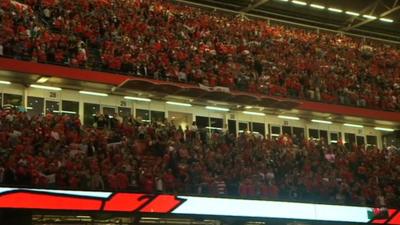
[[0, 187, 112, 199], [173, 196, 371, 223]]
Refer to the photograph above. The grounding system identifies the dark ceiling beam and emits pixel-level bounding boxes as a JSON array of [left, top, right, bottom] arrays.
[[342, 3, 400, 31], [393, 0, 400, 8], [241, 0, 271, 13]]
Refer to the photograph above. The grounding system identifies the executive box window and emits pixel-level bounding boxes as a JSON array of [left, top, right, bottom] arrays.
[[238, 122, 249, 133], [151, 111, 165, 122], [330, 132, 339, 144], [210, 117, 223, 131], [195, 116, 209, 129], [136, 109, 150, 122], [103, 107, 116, 116], [292, 127, 305, 144], [282, 126, 292, 135], [118, 107, 131, 118], [309, 129, 319, 139], [252, 122, 265, 136], [27, 96, 44, 116], [366, 135, 378, 146], [3, 93, 22, 107], [357, 136, 365, 145], [320, 130, 328, 141], [228, 120, 237, 135], [46, 100, 60, 113], [271, 126, 281, 138], [293, 127, 305, 139], [135, 109, 165, 122], [195, 116, 224, 132], [345, 133, 356, 145], [84, 103, 100, 126], [62, 100, 79, 115], [308, 129, 327, 141]]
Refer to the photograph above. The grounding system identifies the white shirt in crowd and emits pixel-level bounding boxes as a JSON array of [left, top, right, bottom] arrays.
[[155, 177, 163, 192]]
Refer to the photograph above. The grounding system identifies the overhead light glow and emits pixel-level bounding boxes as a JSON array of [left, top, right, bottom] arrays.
[[310, 4, 325, 9], [330, 140, 338, 143], [345, 11, 360, 16], [278, 115, 300, 120], [36, 77, 50, 83], [363, 15, 377, 20], [76, 216, 91, 219], [166, 101, 192, 107], [142, 218, 161, 221], [292, 0, 307, 6], [328, 7, 343, 13], [379, 18, 394, 23], [0, 80, 11, 85], [30, 84, 62, 91], [245, 106, 253, 109], [243, 111, 266, 116], [53, 110, 77, 114], [277, 0, 289, 2], [205, 106, 230, 112], [206, 126, 223, 130], [79, 91, 108, 97], [344, 123, 363, 128], [124, 96, 151, 102], [374, 127, 395, 132], [311, 119, 333, 124]]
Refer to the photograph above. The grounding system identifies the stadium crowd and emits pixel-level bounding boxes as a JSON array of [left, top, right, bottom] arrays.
[[1, 0, 400, 111], [0, 108, 399, 208]]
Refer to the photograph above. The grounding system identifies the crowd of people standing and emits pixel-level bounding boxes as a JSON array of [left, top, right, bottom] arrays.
[[0, 0, 399, 110], [0, 108, 398, 208]]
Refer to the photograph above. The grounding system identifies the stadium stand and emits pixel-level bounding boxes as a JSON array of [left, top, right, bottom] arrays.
[[0, 109, 398, 208], [0, 0, 399, 111]]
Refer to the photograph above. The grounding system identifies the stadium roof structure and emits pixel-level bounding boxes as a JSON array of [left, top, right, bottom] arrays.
[[178, 0, 400, 43]]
